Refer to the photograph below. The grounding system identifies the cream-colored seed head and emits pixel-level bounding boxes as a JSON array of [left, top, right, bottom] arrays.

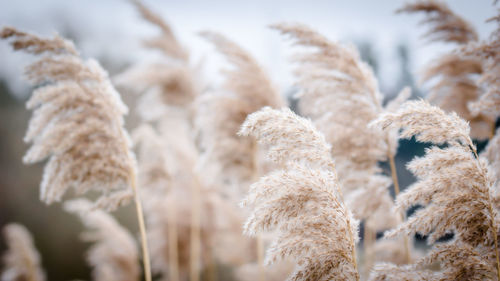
[[270, 22, 391, 169], [195, 31, 284, 194], [397, 0, 493, 139], [1, 224, 46, 281], [115, 0, 198, 124], [370, 99, 499, 280], [240, 107, 359, 281], [461, 10, 500, 120], [1, 27, 136, 210], [270, 23, 408, 222]]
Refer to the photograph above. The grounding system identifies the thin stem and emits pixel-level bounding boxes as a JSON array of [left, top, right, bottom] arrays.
[[470, 144, 500, 280], [205, 244, 217, 281], [250, 140, 266, 281], [388, 151, 411, 264], [490, 120, 497, 140], [203, 221, 217, 281], [131, 173, 152, 281], [167, 200, 180, 281], [330, 164, 359, 281], [388, 155, 400, 195], [363, 222, 375, 278], [190, 178, 201, 281], [257, 234, 265, 281], [488, 201, 500, 281]]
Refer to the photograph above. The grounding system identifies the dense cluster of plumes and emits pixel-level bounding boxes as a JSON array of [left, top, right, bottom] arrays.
[[398, 0, 494, 139], [271, 22, 412, 273], [240, 107, 359, 281], [0, 27, 136, 211], [2, 0, 500, 281], [370, 100, 500, 280]]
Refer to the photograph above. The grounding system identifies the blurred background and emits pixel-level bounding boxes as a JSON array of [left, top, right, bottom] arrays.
[[0, 0, 496, 280]]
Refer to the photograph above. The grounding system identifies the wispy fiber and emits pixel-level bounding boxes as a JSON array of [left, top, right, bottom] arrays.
[[370, 99, 500, 280], [396, 0, 478, 43], [1, 224, 45, 281], [462, 10, 500, 121], [398, 0, 494, 139], [196, 31, 284, 194], [1, 26, 152, 281], [240, 107, 359, 281], [115, 0, 198, 123], [131, 0, 188, 61], [270, 22, 391, 170], [65, 199, 140, 281], [271, 22, 412, 269], [1, 27, 136, 210]]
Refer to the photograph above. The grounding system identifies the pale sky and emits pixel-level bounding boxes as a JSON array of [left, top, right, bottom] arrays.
[[0, 0, 496, 98]]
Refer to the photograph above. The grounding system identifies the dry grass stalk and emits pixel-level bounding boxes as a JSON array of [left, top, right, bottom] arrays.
[[1, 224, 46, 281], [197, 31, 285, 280], [119, 4, 203, 278], [461, 10, 500, 122], [0, 26, 152, 281], [133, 125, 179, 281], [240, 107, 359, 281], [196, 31, 284, 195], [116, 0, 199, 123], [0, 26, 135, 209], [131, 0, 188, 61], [398, 0, 494, 139], [396, 0, 478, 43], [65, 199, 140, 281], [484, 129, 500, 197], [271, 22, 412, 268], [133, 124, 220, 281], [370, 99, 500, 280], [120, 3, 204, 280], [142, 187, 217, 281], [270, 22, 389, 170]]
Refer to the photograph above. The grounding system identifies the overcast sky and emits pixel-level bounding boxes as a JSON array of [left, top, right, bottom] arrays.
[[0, 0, 497, 98]]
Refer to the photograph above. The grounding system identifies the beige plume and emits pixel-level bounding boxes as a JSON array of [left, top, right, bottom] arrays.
[[195, 31, 284, 193], [271, 22, 412, 269], [370, 99, 500, 280], [461, 10, 500, 121], [397, 0, 493, 139], [240, 107, 359, 281], [1, 27, 136, 210], [1, 224, 46, 281]]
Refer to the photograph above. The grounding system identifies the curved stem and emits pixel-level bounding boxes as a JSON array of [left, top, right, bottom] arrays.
[[488, 202, 500, 281], [131, 173, 152, 281], [470, 145, 500, 280], [190, 178, 201, 281], [330, 164, 359, 281], [363, 222, 375, 278], [257, 234, 265, 281], [167, 200, 180, 281], [490, 119, 497, 140], [388, 152, 411, 264], [250, 140, 266, 281]]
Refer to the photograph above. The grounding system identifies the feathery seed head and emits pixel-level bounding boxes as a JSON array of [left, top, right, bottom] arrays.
[[1, 27, 136, 210]]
